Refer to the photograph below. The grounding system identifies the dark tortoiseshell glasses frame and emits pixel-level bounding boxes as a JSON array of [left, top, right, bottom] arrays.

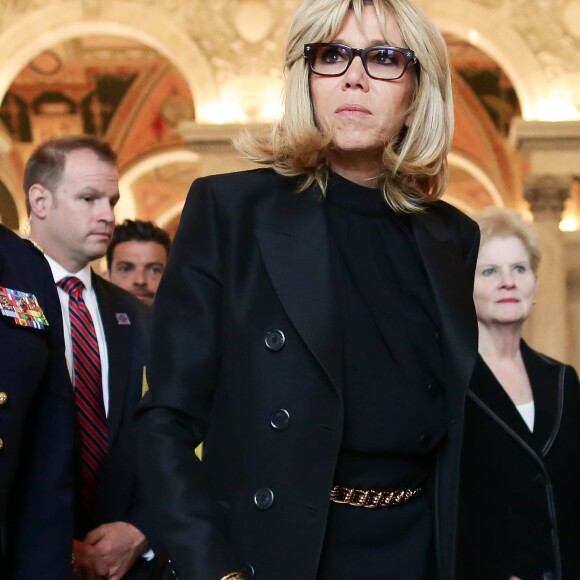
[[304, 42, 418, 81]]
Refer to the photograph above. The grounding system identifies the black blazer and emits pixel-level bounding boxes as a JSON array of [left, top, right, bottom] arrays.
[[0, 225, 74, 579], [460, 343, 580, 580], [137, 168, 479, 580], [77, 274, 155, 578]]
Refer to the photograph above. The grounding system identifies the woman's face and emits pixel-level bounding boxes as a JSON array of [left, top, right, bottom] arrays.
[[473, 235, 538, 328], [309, 5, 416, 173]]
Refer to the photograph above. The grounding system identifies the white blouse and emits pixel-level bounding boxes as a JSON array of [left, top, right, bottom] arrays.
[[516, 399, 535, 432]]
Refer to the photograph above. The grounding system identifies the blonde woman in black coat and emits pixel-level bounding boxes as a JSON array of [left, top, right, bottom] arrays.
[[460, 207, 580, 580], [136, 0, 480, 578]]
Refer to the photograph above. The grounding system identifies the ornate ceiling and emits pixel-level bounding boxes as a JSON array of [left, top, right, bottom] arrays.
[[0, 0, 578, 233]]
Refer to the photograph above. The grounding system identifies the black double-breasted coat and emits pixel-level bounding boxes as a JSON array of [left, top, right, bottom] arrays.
[[459, 343, 580, 580], [137, 168, 479, 579]]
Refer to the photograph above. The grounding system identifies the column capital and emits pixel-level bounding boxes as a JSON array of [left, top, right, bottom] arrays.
[[523, 174, 572, 222]]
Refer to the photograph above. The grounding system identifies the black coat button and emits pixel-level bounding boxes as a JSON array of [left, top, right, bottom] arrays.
[[419, 434, 431, 449], [241, 564, 255, 579], [542, 572, 554, 580], [270, 409, 290, 431], [426, 383, 441, 396], [253, 487, 274, 510], [264, 329, 285, 351], [533, 473, 545, 485]]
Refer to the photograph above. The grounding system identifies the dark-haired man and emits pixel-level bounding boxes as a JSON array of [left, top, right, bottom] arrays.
[[106, 220, 170, 306], [26, 134, 157, 580]]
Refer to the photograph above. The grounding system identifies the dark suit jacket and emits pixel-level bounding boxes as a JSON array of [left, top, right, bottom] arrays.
[[459, 343, 580, 580], [136, 168, 479, 580], [76, 274, 156, 578], [0, 225, 74, 580]]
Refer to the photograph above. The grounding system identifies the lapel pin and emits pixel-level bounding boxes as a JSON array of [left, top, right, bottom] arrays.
[[115, 312, 131, 325]]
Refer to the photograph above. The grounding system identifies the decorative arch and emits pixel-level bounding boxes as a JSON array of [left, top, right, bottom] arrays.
[[0, 1, 219, 114], [117, 147, 200, 222], [156, 201, 186, 233], [448, 151, 505, 208], [427, 0, 544, 120]]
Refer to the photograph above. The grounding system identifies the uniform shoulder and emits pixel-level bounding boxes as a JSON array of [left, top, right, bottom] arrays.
[[0, 224, 45, 260]]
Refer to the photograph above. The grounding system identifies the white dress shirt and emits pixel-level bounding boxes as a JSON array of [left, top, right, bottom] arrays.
[[45, 256, 110, 415], [45, 256, 155, 561]]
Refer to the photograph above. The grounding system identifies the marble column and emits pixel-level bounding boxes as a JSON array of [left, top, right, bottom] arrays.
[[510, 120, 580, 363], [521, 174, 571, 362]]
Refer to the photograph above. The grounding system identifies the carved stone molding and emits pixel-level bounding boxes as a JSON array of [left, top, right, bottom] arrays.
[[179, 0, 293, 83], [524, 174, 571, 222], [510, 120, 580, 153], [1, 0, 579, 94], [470, 0, 580, 79], [178, 121, 272, 155], [0, 0, 295, 85]]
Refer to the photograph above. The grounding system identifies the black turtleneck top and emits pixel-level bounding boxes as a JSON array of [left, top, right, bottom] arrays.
[[317, 172, 445, 579]]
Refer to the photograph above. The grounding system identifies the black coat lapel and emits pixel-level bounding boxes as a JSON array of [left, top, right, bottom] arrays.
[[411, 210, 478, 399], [255, 188, 342, 394], [92, 273, 130, 443], [522, 341, 563, 455], [469, 343, 564, 454], [469, 355, 534, 443]]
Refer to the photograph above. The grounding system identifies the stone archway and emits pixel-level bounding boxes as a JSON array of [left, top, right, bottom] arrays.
[[427, 0, 544, 120], [0, 2, 218, 226], [0, 1, 219, 114], [117, 147, 200, 222], [447, 152, 505, 210]]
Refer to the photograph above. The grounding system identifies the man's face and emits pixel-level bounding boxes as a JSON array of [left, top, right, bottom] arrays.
[[108, 240, 167, 306], [33, 148, 119, 272]]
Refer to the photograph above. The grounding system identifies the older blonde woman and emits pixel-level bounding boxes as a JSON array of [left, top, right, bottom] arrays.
[[137, 0, 479, 578], [460, 207, 580, 580]]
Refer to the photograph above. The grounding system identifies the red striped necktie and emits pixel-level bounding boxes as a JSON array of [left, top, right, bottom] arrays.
[[57, 276, 108, 517]]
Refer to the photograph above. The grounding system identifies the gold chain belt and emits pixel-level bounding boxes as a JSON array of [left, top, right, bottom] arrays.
[[330, 484, 423, 508]]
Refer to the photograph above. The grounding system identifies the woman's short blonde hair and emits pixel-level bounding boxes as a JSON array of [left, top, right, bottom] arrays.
[[472, 207, 541, 274], [236, 0, 454, 213]]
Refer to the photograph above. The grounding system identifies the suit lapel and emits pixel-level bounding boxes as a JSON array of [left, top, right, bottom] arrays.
[[255, 187, 342, 394], [92, 273, 130, 443]]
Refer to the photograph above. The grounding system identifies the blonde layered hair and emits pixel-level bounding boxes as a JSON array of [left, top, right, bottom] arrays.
[[473, 207, 541, 274], [236, 0, 454, 213]]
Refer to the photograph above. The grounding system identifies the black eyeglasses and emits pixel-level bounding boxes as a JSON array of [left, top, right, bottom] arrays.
[[304, 43, 418, 81]]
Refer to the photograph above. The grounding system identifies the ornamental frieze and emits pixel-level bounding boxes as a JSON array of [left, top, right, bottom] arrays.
[[1, 0, 579, 85]]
